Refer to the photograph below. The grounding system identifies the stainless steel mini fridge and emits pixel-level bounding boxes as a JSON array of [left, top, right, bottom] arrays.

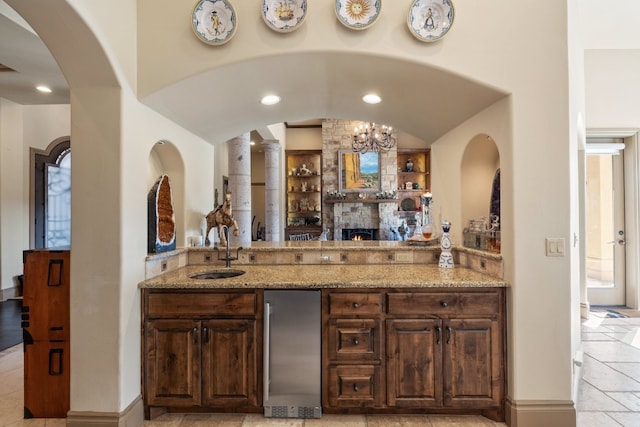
[[263, 290, 322, 418]]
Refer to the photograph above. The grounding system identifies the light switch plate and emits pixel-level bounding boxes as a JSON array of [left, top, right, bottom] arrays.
[[546, 237, 565, 257]]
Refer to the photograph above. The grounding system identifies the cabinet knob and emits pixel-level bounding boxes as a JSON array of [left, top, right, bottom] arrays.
[[353, 302, 359, 308], [353, 385, 359, 392], [440, 301, 448, 307], [353, 338, 359, 345]]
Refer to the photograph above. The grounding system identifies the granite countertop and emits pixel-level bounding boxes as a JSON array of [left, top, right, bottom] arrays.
[[139, 264, 508, 289]]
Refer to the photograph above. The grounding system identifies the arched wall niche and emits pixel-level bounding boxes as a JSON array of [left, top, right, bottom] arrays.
[[460, 134, 500, 229], [148, 140, 186, 248]]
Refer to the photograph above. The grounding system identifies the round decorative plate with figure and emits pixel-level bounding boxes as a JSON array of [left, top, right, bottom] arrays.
[[407, 0, 454, 42], [192, 0, 237, 46]]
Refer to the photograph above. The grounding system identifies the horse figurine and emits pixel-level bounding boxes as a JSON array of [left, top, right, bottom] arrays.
[[205, 192, 239, 246]]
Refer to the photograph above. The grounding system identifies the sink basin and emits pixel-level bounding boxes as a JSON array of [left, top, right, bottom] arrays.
[[190, 269, 246, 280]]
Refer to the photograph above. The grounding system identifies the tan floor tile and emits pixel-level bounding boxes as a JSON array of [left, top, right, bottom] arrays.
[[366, 414, 431, 427], [305, 414, 365, 427], [3, 420, 47, 427], [241, 414, 303, 427], [44, 420, 67, 427], [180, 413, 245, 427], [143, 413, 184, 426], [427, 415, 497, 426]]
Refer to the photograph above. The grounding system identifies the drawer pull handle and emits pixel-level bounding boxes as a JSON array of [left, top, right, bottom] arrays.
[[447, 326, 452, 344], [192, 327, 198, 344], [353, 338, 359, 345], [353, 302, 359, 308], [436, 326, 442, 344], [441, 301, 448, 307], [353, 385, 359, 392]]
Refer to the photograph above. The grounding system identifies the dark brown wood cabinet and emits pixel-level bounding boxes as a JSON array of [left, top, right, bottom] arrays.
[[22, 249, 70, 419], [142, 290, 262, 416], [323, 288, 505, 421]]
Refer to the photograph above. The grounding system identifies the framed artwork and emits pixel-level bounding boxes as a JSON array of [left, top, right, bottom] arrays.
[[338, 150, 381, 192]]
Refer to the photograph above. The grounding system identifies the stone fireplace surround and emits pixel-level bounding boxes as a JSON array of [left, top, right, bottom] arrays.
[[321, 120, 399, 240]]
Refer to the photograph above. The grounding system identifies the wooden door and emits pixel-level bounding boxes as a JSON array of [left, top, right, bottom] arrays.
[[443, 318, 502, 408], [386, 319, 442, 407], [145, 319, 201, 407], [201, 319, 258, 408]]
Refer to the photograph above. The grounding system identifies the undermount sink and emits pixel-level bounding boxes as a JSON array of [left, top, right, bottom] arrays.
[[190, 269, 246, 280]]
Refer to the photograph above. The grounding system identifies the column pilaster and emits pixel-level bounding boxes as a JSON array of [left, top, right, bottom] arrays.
[[227, 133, 252, 244], [261, 139, 281, 241]]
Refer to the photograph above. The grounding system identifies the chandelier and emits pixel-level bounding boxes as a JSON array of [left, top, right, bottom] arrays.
[[352, 122, 395, 153]]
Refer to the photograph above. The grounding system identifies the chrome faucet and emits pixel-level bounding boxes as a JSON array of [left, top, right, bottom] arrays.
[[214, 225, 243, 268]]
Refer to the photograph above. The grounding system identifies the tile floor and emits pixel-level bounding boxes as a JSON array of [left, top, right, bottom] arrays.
[[1, 311, 638, 426], [578, 311, 640, 427]]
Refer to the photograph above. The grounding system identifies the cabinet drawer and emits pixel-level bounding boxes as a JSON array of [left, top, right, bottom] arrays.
[[147, 291, 257, 317], [387, 291, 500, 316], [327, 292, 383, 315], [327, 365, 384, 407], [327, 318, 381, 361]]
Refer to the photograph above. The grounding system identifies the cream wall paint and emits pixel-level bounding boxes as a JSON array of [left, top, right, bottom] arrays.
[[286, 127, 322, 150], [579, 0, 640, 49], [0, 98, 25, 293], [584, 50, 640, 128]]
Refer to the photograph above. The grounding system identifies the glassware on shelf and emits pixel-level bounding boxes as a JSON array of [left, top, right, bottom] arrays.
[[419, 192, 433, 239], [486, 214, 501, 253]]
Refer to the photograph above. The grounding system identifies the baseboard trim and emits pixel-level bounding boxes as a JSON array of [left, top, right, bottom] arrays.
[[580, 301, 590, 319], [67, 395, 143, 427], [0, 286, 21, 301], [506, 398, 576, 427]]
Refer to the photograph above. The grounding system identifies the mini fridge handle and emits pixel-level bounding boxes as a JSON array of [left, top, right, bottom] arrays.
[[263, 302, 271, 403]]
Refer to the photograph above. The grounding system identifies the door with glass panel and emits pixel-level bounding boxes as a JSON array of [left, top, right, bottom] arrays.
[[586, 145, 625, 306]]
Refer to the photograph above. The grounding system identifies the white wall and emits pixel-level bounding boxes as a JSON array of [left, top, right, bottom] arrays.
[[0, 98, 25, 294]]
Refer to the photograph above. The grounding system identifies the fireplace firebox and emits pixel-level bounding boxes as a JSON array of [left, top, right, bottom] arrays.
[[342, 228, 378, 241]]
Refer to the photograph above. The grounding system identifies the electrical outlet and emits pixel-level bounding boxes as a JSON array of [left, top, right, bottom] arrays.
[[545, 238, 565, 257]]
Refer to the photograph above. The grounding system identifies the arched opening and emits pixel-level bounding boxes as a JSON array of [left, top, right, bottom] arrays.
[[460, 134, 500, 251], [148, 140, 186, 249]]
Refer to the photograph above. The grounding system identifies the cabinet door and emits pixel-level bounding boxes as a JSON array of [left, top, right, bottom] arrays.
[[201, 319, 258, 408], [145, 319, 201, 407], [443, 318, 502, 408], [386, 319, 442, 407]]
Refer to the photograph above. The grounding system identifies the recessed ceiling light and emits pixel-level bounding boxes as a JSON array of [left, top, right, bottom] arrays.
[[362, 94, 381, 104], [261, 95, 281, 106], [250, 141, 256, 146], [36, 85, 52, 93]]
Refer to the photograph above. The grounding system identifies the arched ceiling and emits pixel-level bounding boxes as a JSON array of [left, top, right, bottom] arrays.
[[1, 1, 507, 146], [141, 52, 508, 145]]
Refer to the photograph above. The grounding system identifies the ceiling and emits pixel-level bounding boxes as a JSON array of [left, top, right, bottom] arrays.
[[0, 7, 69, 105], [0, 3, 507, 147]]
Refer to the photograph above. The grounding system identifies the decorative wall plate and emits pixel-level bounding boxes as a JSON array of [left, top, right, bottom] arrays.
[[262, 0, 307, 33], [192, 0, 237, 46], [335, 0, 381, 30], [401, 197, 416, 211], [407, 0, 454, 42]]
